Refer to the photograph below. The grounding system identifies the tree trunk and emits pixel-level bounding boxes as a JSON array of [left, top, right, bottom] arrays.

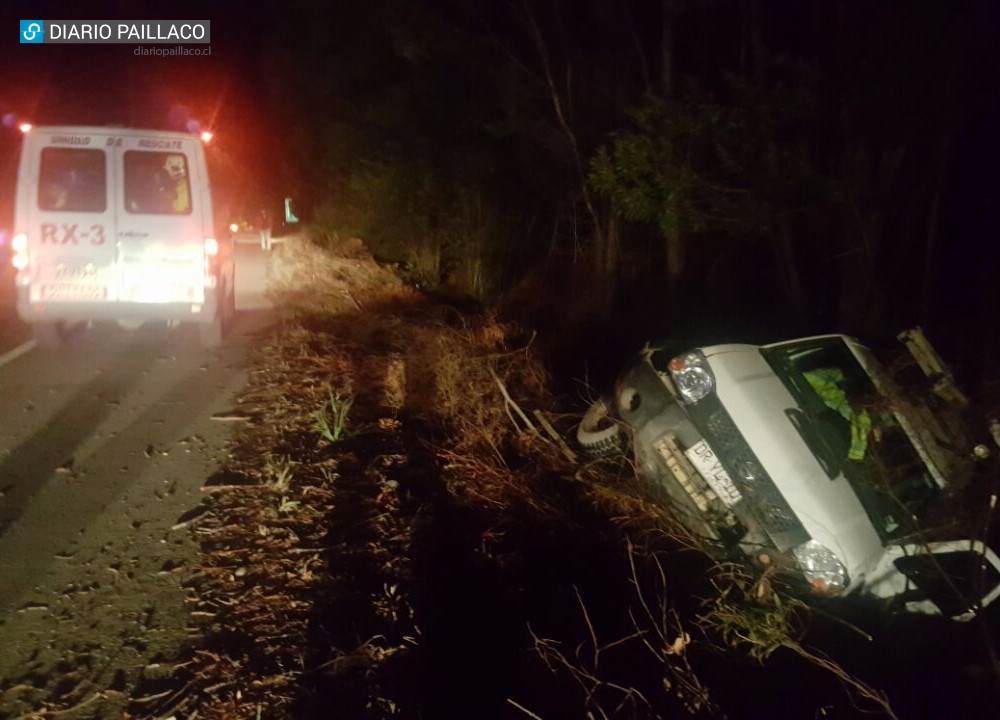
[[601, 213, 621, 317], [665, 223, 684, 307], [741, 0, 767, 84], [776, 219, 807, 330], [520, 0, 606, 252], [919, 132, 951, 324], [661, 0, 674, 97]]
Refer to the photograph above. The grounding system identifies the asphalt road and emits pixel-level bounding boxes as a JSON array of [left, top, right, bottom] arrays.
[[0, 241, 276, 714]]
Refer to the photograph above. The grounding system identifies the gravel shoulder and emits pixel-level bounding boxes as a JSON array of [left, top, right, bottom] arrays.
[[0, 243, 275, 718]]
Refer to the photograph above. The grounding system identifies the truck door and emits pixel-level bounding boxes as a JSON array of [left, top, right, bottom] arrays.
[[29, 138, 117, 303], [114, 137, 206, 305]]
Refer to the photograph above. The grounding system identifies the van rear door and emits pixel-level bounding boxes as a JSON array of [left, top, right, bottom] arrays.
[[114, 135, 206, 305], [29, 135, 117, 304]]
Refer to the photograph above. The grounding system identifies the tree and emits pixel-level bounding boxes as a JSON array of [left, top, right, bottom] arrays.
[[590, 65, 826, 328]]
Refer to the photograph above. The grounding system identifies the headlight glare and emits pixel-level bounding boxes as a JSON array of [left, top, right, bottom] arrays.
[[668, 351, 715, 404], [792, 540, 849, 595]]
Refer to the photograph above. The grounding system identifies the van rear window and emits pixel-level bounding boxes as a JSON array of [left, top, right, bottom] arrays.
[[124, 151, 192, 215], [38, 148, 107, 212]]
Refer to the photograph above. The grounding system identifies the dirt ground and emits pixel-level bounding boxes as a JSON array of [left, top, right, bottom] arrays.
[[0, 238, 430, 720], [0, 324, 259, 719], [0, 242, 276, 719]]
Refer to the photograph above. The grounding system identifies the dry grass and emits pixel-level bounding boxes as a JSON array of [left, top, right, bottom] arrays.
[[136, 236, 582, 718], [142, 235, 904, 720]]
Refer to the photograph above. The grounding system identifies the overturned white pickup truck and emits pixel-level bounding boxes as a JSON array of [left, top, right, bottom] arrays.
[[581, 333, 1000, 620]]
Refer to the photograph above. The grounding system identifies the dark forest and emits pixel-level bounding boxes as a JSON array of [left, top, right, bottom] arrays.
[[251, 0, 1000, 393]]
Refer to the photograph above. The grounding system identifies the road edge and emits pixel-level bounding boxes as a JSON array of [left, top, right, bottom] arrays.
[[0, 339, 36, 369]]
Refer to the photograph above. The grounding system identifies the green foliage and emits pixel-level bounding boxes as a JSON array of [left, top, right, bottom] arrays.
[[277, 496, 301, 515], [698, 566, 899, 718], [265, 455, 295, 493], [589, 67, 827, 243], [314, 390, 354, 443], [261, 0, 592, 299], [589, 95, 698, 238], [698, 568, 806, 663]]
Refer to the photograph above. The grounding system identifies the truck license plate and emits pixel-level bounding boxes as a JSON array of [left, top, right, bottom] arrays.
[[685, 440, 743, 507]]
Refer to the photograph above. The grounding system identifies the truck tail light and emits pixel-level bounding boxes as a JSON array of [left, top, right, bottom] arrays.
[[11, 232, 28, 270]]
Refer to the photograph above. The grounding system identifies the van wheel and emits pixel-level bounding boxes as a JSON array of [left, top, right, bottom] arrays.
[[34, 322, 63, 348], [198, 316, 224, 348], [223, 280, 236, 326]]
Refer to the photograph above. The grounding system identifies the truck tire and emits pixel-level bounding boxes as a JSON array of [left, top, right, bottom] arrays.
[[576, 398, 622, 457]]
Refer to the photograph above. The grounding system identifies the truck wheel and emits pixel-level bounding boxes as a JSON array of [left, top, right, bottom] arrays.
[[576, 398, 622, 457], [34, 322, 63, 349]]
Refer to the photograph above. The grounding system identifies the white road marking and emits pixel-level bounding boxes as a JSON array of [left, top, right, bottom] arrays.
[[0, 339, 37, 369]]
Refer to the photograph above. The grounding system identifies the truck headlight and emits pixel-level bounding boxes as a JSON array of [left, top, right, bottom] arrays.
[[792, 540, 849, 594], [668, 351, 715, 404]]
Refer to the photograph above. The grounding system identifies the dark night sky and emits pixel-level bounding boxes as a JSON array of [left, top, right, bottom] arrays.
[[1, 1, 998, 383], [0, 1, 281, 218]]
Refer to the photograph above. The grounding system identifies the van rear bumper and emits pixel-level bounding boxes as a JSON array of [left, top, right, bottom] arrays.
[[16, 286, 221, 325]]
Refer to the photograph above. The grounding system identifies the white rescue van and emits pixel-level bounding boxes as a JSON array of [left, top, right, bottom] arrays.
[[10, 126, 234, 347]]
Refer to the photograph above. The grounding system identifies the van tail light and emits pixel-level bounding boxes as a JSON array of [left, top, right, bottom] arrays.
[[203, 237, 219, 288], [11, 233, 28, 270]]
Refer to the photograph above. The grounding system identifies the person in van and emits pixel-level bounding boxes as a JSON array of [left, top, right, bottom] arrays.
[[128, 153, 191, 214], [41, 181, 69, 210], [39, 152, 106, 212], [161, 154, 190, 213]]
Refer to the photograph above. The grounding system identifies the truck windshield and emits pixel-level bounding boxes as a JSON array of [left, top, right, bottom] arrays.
[[761, 337, 939, 542]]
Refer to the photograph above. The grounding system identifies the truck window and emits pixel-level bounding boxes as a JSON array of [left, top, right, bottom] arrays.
[[38, 148, 107, 212], [124, 151, 192, 215]]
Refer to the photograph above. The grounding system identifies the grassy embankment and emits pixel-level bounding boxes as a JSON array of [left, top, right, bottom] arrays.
[[129, 236, 947, 720]]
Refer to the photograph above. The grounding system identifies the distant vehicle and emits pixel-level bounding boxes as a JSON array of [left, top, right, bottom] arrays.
[[10, 125, 235, 347], [229, 208, 276, 250], [579, 333, 1000, 620]]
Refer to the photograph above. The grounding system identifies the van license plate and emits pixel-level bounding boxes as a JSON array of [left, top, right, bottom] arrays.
[[41, 284, 108, 300], [685, 440, 743, 507]]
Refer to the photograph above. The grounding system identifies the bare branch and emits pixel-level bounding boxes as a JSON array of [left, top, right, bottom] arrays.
[[517, 0, 606, 248], [574, 585, 600, 669], [507, 698, 546, 720]]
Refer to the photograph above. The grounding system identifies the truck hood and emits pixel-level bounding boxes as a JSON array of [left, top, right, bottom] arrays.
[[703, 344, 886, 583]]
